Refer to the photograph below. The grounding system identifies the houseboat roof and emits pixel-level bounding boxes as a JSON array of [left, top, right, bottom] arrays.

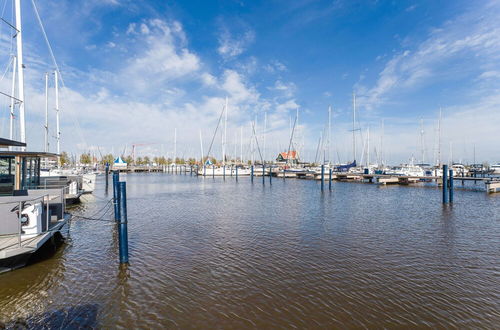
[[0, 138, 26, 148], [0, 151, 58, 158]]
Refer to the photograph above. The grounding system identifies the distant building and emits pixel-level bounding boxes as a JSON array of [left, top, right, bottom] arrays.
[[276, 151, 299, 164]]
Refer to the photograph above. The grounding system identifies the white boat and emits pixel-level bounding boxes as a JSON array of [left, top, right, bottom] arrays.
[[386, 164, 426, 177], [490, 163, 500, 174], [198, 166, 251, 176], [450, 163, 469, 176]]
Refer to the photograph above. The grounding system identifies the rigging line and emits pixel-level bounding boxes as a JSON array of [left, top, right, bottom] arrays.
[[285, 114, 297, 166], [30, 0, 87, 148], [205, 103, 225, 162], [0, 16, 18, 32], [0, 54, 13, 82], [251, 120, 263, 163]]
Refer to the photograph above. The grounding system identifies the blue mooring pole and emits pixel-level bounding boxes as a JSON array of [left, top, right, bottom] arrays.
[[223, 165, 226, 180], [329, 168, 332, 190], [113, 172, 120, 221], [105, 162, 109, 190], [236, 166, 238, 180], [251, 165, 254, 183], [449, 168, 454, 203], [321, 165, 325, 191], [203, 165, 206, 177], [118, 181, 129, 264], [212, 165, 215, 178], [442, 164, 448, 204], [269, 166, 272, 185], [262, 164, 265, 185]]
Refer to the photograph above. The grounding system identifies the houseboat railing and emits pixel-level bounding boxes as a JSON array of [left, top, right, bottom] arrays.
[[0, 187, 67, 250]]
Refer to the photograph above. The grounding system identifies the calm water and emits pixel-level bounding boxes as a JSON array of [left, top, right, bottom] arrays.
[[1, 173, 499, 328]]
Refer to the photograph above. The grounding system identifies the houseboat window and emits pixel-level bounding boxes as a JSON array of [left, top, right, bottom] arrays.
[[0, 156, 15, 195]]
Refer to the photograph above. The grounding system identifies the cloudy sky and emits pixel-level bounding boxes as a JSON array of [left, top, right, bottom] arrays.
[[0, 0, 499, 164]]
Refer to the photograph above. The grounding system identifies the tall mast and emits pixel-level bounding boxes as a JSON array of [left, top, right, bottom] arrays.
[[420, 118, 425, 164], [15, 0, 25, 148], [352, 92, 356, 162], [263, 111, 267, 163], [328, 105, 331, 165], [174, 128, 177, 164], [437, 108, 442, 166], [380, 119, 384, 167], [199, 130, 203, 162], [240, 126, 243, 163], [222, 97, 228, 165], [296, 107, 299, 162], [9, 56, 17, 150], [54, 70, 61, 159], [44, 72, 49, 152], [367, 126, 370, 167]]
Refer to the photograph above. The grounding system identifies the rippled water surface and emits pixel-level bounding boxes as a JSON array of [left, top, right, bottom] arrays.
[[1, 173, 499, 328]]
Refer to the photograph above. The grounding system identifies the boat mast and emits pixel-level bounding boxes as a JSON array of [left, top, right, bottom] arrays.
[[240, 126, 243, 164], [199, 130, 204, 163], [14, 0, 25, 148], [328, 105, 331, 166], [9, 56, 17, 150], [222, 97, 228, 165], [54, 70, 60, 157], [263, 111, 267, 163], [367, 126, 370, 167], [420, 118, 425, 164], [174, 128, 177, 164], [437, 108, 442, 166], [380, 119, 384, 167], [44, 72, 49, 152], [352, 92, 356, 162]]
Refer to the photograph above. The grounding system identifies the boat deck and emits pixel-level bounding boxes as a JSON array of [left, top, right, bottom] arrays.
[[0, 214, 69, 260]]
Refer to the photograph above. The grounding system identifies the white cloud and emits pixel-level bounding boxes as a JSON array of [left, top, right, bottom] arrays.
[[361, 2, 500, 109], [119, 19, 200, 93], [217, 28, 255, 60]]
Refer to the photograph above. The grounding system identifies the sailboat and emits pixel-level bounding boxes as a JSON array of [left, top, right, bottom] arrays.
[[198, 98, 251, 176]]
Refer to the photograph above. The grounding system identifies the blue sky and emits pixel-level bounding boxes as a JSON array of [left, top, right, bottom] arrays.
[[0, 0, 499, 164]]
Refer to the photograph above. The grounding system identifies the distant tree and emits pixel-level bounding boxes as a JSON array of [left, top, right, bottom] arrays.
[[60, 151, 69, 166], [144, 156, 151, 165], [101, 154, 114, 165], [188, 158, 196, 165], [80, 153, 92, 164], [136, 157, 143, 165], [124, 155, 133, 164]]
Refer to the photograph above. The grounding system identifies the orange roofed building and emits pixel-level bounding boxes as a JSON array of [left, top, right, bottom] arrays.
[[276, 151, 299, 164]]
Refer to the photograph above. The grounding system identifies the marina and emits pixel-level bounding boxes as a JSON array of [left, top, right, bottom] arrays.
[[1, 173, 499, 327], [0, 0, 499, 328]]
